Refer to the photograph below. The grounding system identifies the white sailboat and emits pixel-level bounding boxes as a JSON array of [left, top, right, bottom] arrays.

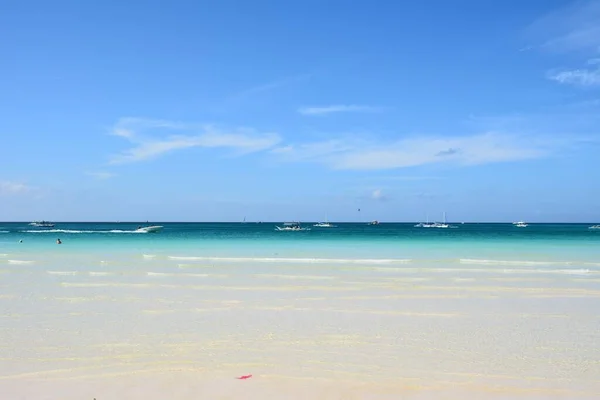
[[431, 212, 449, 228]]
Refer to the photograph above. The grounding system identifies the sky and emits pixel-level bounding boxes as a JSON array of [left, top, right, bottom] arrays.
[[1, 0, 599, 222]]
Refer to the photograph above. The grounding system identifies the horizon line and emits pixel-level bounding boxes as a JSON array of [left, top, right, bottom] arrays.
[[2, 221, 598, 224]]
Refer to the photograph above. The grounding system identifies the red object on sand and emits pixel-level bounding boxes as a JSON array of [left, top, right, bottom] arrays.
[[236, 374, 253, 380]]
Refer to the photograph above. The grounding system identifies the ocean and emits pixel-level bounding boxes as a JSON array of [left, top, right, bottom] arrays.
[[1, 222, 599, 399]]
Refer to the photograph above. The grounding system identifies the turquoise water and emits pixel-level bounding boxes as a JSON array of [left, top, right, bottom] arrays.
[[1, 221, 599, 261], [2, 222, 600, 398]]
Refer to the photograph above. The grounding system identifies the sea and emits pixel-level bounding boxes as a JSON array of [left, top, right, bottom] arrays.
[[1, 222, 599, 399]]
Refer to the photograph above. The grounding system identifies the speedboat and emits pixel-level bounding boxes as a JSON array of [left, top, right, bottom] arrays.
[[589, 225, 600, 230], [135, 225, 163, 233], [275, 222, 310, 231]]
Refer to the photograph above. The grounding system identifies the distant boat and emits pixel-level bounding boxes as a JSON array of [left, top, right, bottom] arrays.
[[135, 225, 163, 233], [414, 214, 433, 228], [314, 222, 336, 227], [515, 222, 528, 228], [29, 221, 55, 227], [314, 215, 336, 228], [416, 212, 449, 228], [368, 220, 380, 225], [275, 222, 311, 231], [589, 225, 600, 230]]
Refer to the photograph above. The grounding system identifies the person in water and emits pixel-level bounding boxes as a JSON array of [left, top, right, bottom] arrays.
[[56, 238, 62, 244]]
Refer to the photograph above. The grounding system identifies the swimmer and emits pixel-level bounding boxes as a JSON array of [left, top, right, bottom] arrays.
[[56, 238, 62, 244], [19, 239, 23, 243]]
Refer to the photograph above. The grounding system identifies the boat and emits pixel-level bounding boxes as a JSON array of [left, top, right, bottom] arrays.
[[415, 214, 435, 228], [368, 220, 380, 225], [314, 216, 336, 228], [589, 225, 600, 230], [415, 212, 450, 228], [135, 225, 163, 233], [429, 212, 449, 228], [29, 221, 55, 227], [275, 222, 311, 231], [512, 221, 526, 225], [515, 222, 528, 228], [314, 222, 336, 227]]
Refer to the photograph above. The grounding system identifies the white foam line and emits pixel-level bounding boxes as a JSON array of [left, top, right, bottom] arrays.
[[47, 271, 78, 276], [21, 229, 145, 234], [8, 260, 34, 265], [89, 272, 115, 277], [255, 274, 336, 280], [146, 272, 217, 278], [167, 256, 411, 264], [460, 258, 600, 267], [142, 254, 157, 259], [60, 282, 360, 291], [374, 267, 599, 276]]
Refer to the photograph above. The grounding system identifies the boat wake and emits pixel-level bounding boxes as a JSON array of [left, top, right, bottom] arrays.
[[21, 229, 151, 234]]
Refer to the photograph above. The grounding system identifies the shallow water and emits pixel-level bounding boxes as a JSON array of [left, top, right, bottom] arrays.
[[1, 222, 599, 398]]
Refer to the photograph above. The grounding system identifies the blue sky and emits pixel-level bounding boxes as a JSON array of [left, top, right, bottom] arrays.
[[1, 0, 599, 222]]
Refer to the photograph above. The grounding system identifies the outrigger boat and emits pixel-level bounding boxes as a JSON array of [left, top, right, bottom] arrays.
[[275, 222, 311, 231]]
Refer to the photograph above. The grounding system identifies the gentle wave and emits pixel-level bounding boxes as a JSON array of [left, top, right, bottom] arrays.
[[47, 271, 78, 276], [21, 229, 147, 234], [142, 254, 157, 259], [167, 256, 412, 264], [0, 231, 9, 233], [89, 272, 115, 277], [8, 260, 34, 265], [146, 272, 223, 278], [48, 271, 119, 277], [460, 258, 600, 267], [165, 256, 600, 267], [255, 274, 336, 280]]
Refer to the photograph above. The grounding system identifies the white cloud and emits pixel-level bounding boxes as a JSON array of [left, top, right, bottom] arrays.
[[228, 74, 312, 101], [298, 105, 383, 116], [0, 181, 30, 195], [86, 171, 115, 180], [371, 189, 387, 201], [547, 65, 600, 87], [108, 118, 281, 164], [272, 132, 575, 171]]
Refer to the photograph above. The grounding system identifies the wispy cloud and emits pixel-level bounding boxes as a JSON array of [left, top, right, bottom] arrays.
[[86, 171, 116, 180], [271, 132, 583, 171], [527, 0, 600, 54], [108, 118, 281, 164], [0, 181, 31, 195], [368, 175, 442, 181], [298, 105, 383, 116], [228, 74, 312, 101], [527, 1, 600, 88], [547, 65, 600, 86]]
